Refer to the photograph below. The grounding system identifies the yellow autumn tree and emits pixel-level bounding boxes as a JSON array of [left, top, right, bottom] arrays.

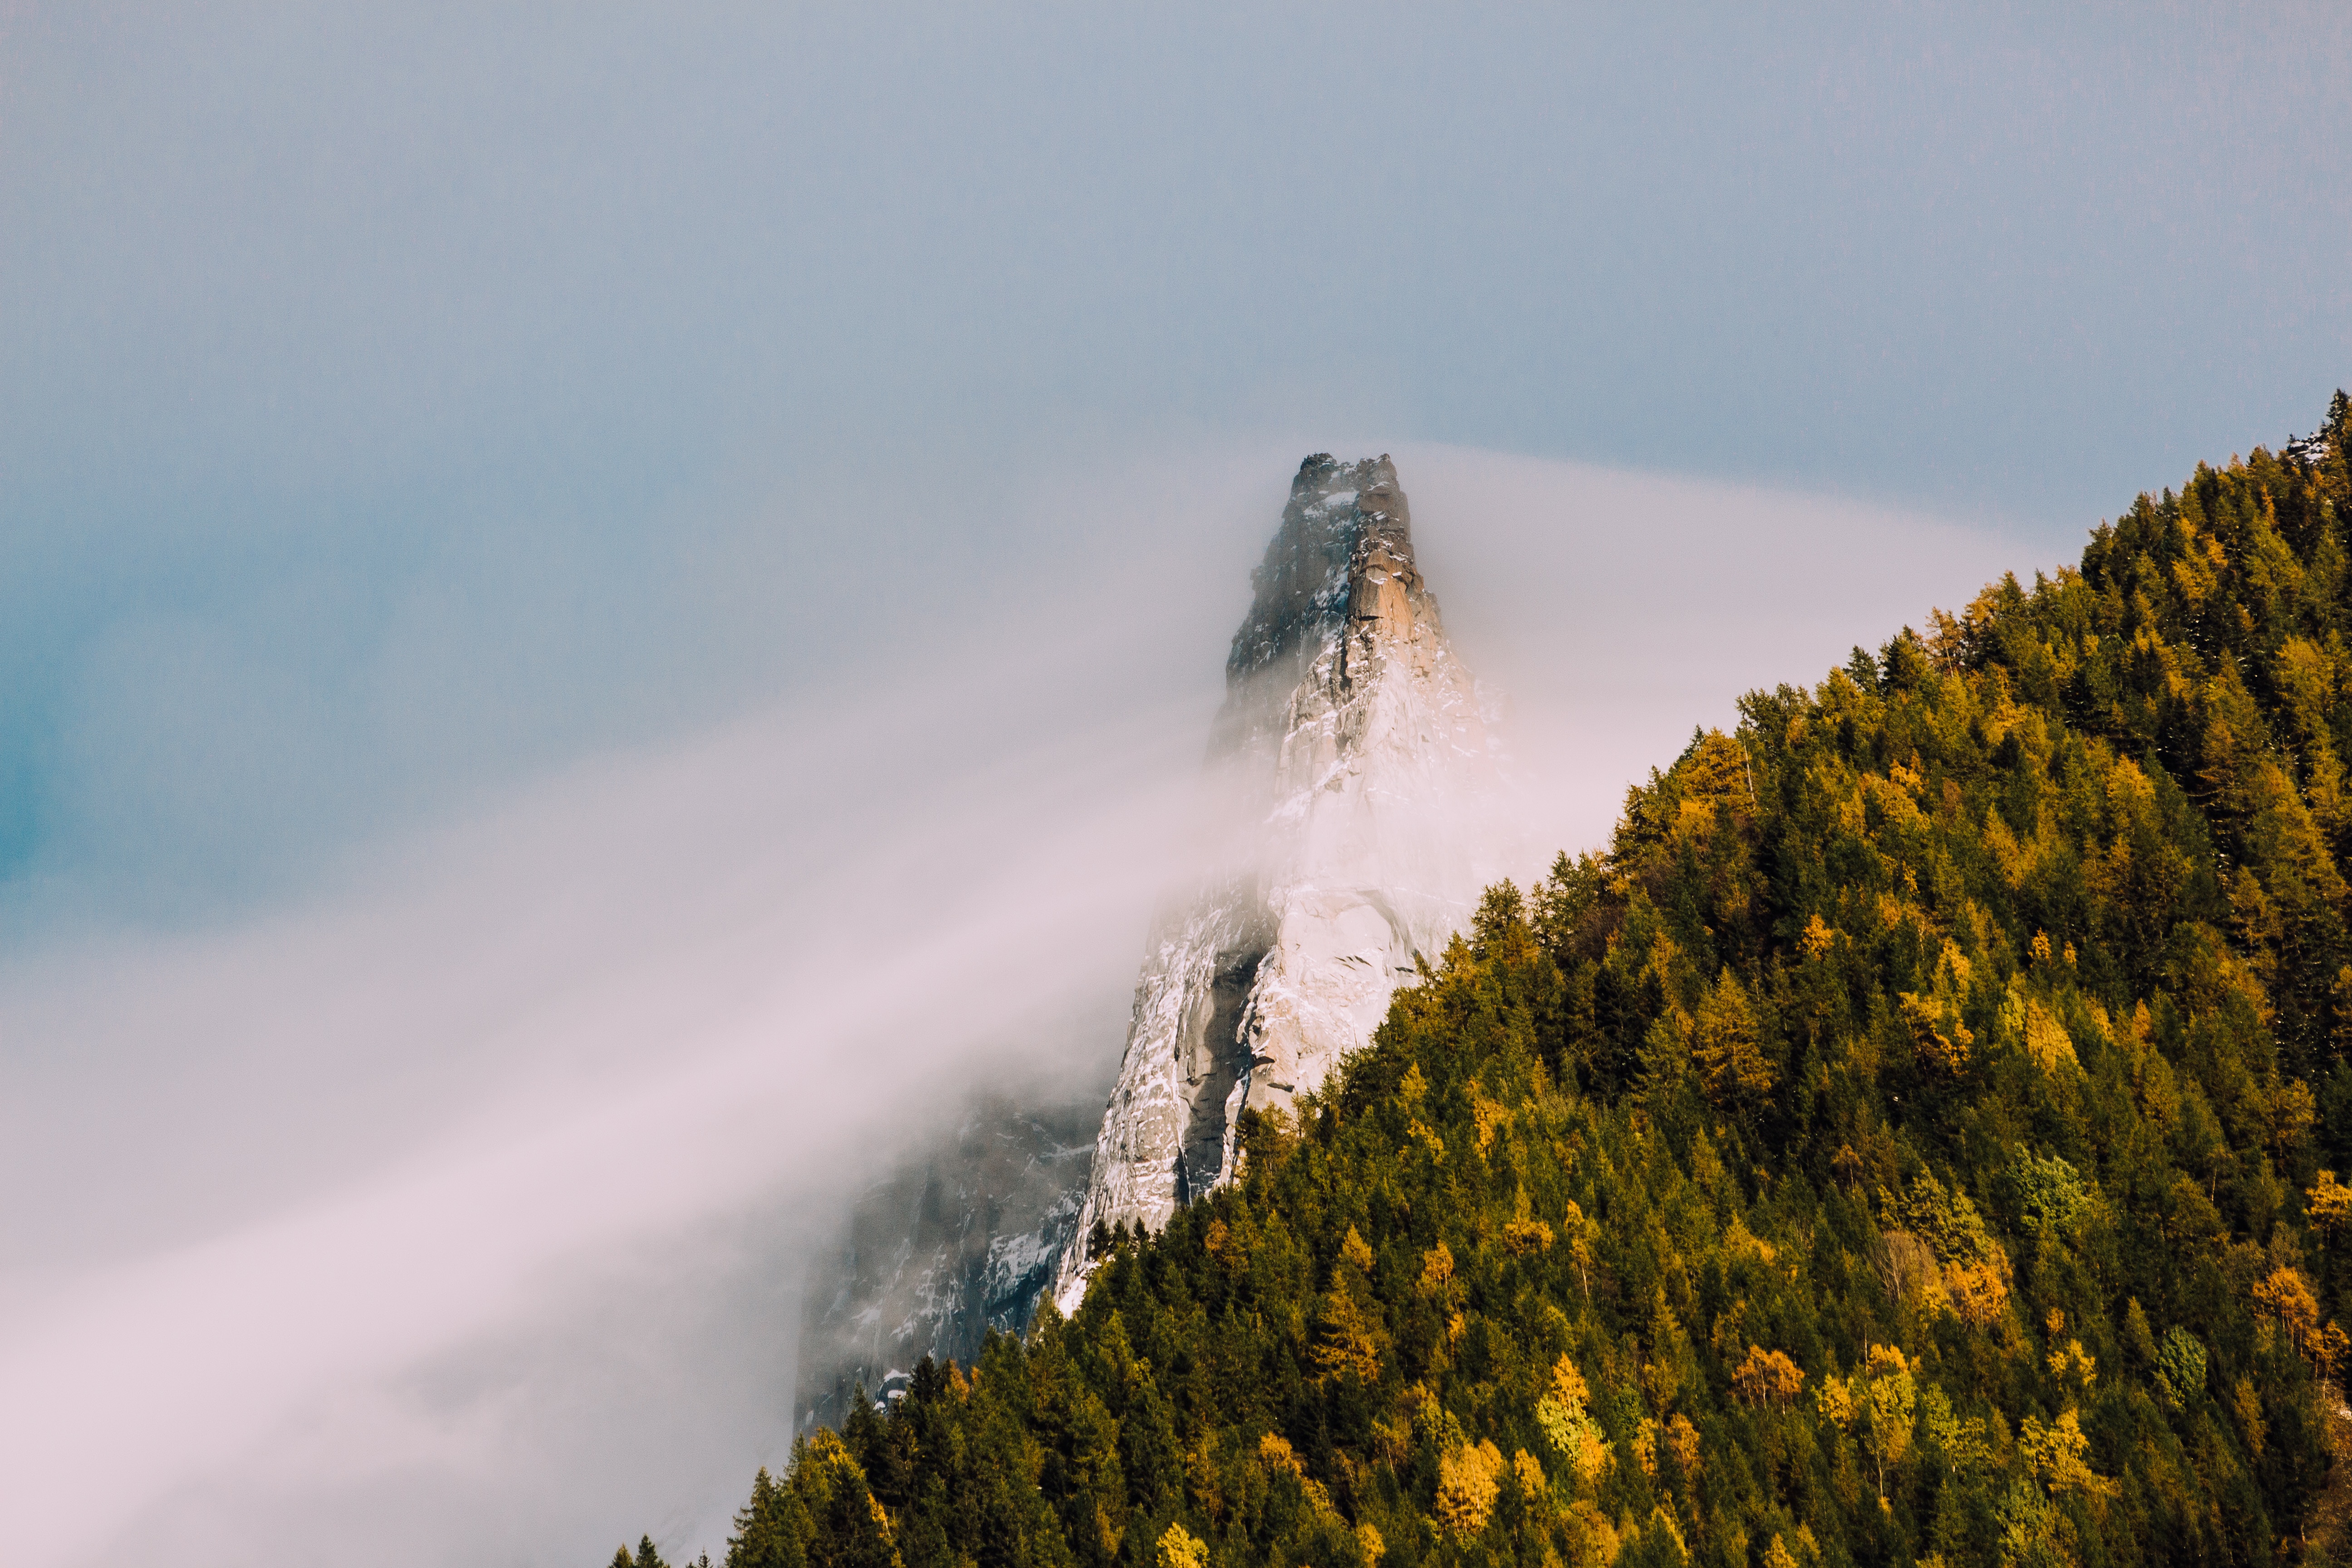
[[1535, 1354, 1608, 1483], [1511, 1448, 1547, 1509], [2021, 1409, 2115, 1496], [1899, 942, 1976, 1075], [1559, 1200, 1599, 1299], [1156, 1523, 1207, 1568], [1731, 1344, 1805, 1410], [1309, 1283, 1385, 1384], [2253, 1266, 2322, 1358], [1857, 1345, 1916, 1503], [1944, 1259, 2009, 1327], [1664, 1414, 1701, 1480], [2308, 1171, 2352, 1248], [1436, 1441, 1505, 1537], [1694, 966, 1775, 1107]]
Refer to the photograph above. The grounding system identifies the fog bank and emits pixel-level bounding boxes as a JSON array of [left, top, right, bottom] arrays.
[[1, 443, 2026, 1564]]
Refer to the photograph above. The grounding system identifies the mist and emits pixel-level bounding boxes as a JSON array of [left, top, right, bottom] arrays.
[[7, 2, 2347, 911], [0, 441, 2029, 1564], [4, 1, 2341, 1562]]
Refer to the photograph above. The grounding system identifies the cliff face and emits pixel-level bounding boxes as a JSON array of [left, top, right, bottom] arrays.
[[793, 454, 1504, 1405], [795, 1090, 1096, 1432], [1054, 454, 1500, 1307]]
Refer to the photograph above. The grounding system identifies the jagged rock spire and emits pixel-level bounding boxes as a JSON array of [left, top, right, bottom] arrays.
[[1054, 454, 1500, 1308]]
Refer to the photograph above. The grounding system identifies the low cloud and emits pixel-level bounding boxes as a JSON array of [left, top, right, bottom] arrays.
[[1, 442, 2029, 1565], [1397, 443, 2024, 859]]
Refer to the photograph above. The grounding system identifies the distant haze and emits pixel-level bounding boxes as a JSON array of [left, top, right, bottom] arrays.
[[3, 446, 2019, 1563], [1, 2, 2344, 1563], [5, 2, 2347, 915]]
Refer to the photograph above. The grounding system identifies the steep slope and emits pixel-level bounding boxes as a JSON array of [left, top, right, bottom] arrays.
[[681, 393, 2352, 1568], [793, 454, 1504, 1420], [1056, 455, 1504, 1307], [793, 1091, 1097, 1433]]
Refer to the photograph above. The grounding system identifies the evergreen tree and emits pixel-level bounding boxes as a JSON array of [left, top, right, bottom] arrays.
[[644, 392, 2352, 1568]]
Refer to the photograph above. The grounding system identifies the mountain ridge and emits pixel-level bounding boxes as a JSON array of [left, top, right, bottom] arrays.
[[691, 393, 2352, 1568]]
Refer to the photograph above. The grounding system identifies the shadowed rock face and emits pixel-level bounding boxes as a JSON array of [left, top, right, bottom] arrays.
[[1054, 454, 1501, 1308], [794, 1090, 1097, 1432], [1216, 455, 1436, 750]]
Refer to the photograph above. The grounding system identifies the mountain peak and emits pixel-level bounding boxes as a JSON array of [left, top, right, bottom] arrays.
[[1057, 452, 1501, 1308], [1225, 455, 1443, 734]]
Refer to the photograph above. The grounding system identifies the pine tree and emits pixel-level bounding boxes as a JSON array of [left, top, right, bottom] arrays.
[[1691, 965, 1772, 1107], [643, 392, 2352, 1568]]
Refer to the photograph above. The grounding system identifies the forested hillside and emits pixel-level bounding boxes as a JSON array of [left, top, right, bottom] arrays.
[[625, 396, 2352, 1568]]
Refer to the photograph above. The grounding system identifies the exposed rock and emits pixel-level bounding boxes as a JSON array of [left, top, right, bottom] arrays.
[[792, 454, 1507, 1400], [794, 1090, 1095, 1431], [1053, 454, 1504, 1308]]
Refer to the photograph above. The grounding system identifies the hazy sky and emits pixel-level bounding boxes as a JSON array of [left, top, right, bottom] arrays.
[[2, 3, 2347, 1563], [5, 0, 2347, 915]]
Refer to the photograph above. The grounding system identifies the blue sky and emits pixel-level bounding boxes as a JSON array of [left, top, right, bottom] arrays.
[[2, 5, 2348, 1562], [5, 1, 2347, 918]]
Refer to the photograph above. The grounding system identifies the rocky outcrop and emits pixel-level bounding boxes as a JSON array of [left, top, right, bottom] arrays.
[[790, 455, 1506, 1399], [1053, 455, 1502, 1308], [794, 1090, 1095, 1431]]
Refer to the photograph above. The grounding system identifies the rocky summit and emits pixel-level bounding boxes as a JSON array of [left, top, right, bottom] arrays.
[[794, 454, 1508, 1414], [697, 395, 2352, 1568], [1052, 453, 1505, 1308]]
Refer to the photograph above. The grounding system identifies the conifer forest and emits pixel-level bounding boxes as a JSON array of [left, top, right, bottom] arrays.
[[626, 396, 2352, 1568]]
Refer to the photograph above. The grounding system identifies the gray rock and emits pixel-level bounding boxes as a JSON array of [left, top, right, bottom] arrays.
[[791, 454, 1509, 1412], [1053, 454, 1504, 1308], [793, 1090, 1095, 1431]]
